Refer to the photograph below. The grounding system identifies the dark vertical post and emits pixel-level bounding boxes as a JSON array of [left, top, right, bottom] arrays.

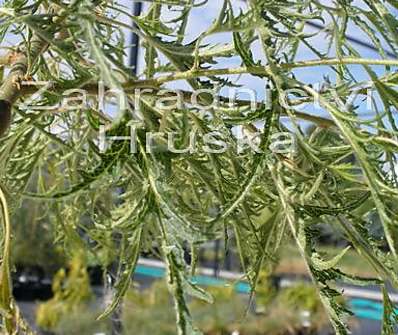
[[130, 1, 143, 75], [108, 241, 123, 335], [214, 240, 220, 276], [109, 5, 143, 335]]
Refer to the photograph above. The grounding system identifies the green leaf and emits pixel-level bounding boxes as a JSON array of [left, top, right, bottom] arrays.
[[312, 247, 351, 271], [381, 286, 398, 335], [97, 228, 142, 320]]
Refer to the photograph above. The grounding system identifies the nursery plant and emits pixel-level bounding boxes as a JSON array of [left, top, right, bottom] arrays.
[[0, 0, 398, 334], [50, 280, 329, 335], [35, 251, 92, 331]]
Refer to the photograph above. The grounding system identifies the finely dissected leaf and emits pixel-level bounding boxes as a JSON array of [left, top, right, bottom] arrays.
[[233, 31, 256, 68], [297, 192, 370, 217], [312, 247, 351, 271], [161, 233, 204, 335], [1, 0, 398, 333], [381, 286, 398, 335], [97, 228, 142, 320]]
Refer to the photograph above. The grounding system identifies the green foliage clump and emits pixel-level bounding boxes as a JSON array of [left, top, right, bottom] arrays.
[[190, 286, 248, 334], [253, 269, 276, 312], [122, 281, 177, 335], [54, 307, 111, 335], [12, 200, 66, 272], [36, 252, 92, 331], [279, 283, 324, 314]]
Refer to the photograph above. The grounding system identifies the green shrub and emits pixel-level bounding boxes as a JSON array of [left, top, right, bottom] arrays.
[[36, 253, 92, 331], [279, 283, 323, 314], [54, 306, 111, 335], [121, 281, 177, 335]]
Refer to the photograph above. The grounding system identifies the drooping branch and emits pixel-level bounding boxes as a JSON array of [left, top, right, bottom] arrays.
[[123, 57, 398, 88]]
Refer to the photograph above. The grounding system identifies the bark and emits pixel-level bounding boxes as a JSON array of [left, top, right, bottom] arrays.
[[0, 36, 47, 137]]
